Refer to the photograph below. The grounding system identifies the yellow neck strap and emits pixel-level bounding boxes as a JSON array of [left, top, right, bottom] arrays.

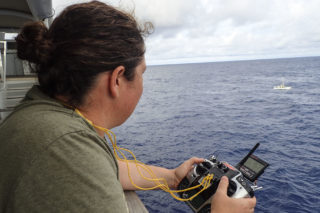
[[74, 108, 213, 201]]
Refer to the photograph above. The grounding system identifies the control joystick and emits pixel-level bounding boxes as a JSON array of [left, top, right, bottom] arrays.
[[227, 180, 237, 197]]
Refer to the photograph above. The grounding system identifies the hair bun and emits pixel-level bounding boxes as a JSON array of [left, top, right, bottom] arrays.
[[16, 21, 53, 65]]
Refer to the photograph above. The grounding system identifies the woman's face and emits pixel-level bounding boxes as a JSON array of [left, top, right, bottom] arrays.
[[118, 58, 146, 125]]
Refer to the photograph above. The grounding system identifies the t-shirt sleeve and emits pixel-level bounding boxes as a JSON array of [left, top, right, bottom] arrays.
[[9, 131, 129, 213]]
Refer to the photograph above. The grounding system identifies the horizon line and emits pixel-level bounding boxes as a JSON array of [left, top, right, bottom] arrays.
[[146, 54, 320, 66]]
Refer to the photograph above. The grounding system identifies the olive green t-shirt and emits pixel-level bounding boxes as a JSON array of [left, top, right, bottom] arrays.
[[0, 86, 129, 213]]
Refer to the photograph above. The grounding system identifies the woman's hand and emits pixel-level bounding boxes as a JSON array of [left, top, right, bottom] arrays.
[[170, 157, 204, 189], [211, 176, 256, 213]]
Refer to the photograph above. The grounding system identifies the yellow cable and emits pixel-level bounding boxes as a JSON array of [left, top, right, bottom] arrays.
[[75, 109, 213, 201]]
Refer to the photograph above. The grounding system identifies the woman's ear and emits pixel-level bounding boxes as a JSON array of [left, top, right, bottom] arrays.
[[109, 65, 126, 98]]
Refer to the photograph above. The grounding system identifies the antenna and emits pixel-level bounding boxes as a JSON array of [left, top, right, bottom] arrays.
[[235, 143, 260, 169]]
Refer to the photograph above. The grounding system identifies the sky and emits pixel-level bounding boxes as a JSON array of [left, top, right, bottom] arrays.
[[52, 0, 320, 65]]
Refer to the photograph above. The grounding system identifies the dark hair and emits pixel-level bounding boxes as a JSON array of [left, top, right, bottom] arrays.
[[16, 1, 152, 106]]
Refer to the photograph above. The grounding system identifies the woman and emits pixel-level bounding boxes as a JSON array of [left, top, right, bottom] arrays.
[[0, 1, 256, 212]]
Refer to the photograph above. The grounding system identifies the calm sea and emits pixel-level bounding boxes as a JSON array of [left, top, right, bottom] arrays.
[[113, 56, 320, 213]]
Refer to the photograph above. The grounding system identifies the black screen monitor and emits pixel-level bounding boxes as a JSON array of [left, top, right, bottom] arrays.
[[239, 154, 269, 182]]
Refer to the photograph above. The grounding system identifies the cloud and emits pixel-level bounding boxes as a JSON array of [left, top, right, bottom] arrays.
[[52, 0, 320, 64]]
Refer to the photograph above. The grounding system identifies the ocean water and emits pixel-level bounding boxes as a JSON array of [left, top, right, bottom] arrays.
[[113, 56, 320, 213]]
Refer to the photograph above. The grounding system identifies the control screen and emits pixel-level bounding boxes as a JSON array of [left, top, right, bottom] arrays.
[[244, 157, 265, 173], [240, 155, 269, 182]]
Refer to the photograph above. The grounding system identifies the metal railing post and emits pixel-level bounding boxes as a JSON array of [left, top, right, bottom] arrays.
[[0, 41, 6, 90]]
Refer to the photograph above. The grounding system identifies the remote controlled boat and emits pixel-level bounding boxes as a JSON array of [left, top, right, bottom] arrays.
[[273, 81, 291, 90]]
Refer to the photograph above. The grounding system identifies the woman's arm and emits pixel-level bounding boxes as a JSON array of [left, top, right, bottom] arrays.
[[118, 157, 204, 190]]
